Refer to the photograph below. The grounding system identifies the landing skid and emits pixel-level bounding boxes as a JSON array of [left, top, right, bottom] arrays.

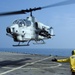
[[13, 44, 29, 47], [13, 40, 31, 47]]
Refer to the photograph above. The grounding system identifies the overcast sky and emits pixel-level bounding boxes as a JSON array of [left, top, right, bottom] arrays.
[[0, 0, 75, 48]]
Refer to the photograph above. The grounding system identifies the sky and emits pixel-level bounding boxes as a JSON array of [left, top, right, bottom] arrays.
[[0, 0, 75, 49]]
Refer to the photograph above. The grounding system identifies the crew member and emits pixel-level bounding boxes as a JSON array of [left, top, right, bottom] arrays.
[[52, 50, 75, 75]]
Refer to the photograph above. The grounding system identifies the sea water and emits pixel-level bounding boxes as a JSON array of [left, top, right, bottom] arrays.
[[0, 48, 74, 56]]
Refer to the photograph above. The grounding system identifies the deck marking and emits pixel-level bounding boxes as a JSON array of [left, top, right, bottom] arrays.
[[0, 56, 62, 75], [3, 63, 62, 69]]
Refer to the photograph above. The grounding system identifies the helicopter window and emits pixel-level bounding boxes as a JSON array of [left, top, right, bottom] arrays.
[[13, 20, 18, 24], [25, 20, 31, 26], [19, 22, 22, 27], [13, 19, 26, 27], [18, 19, 26, 27]]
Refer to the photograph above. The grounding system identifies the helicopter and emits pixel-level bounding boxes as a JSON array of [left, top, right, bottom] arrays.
[[0, 7, 55, 46], [0, 0, 74, 46]]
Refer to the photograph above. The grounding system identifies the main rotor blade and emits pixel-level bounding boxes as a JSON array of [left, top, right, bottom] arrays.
[[0, 10, 27, 16], [0, 0, 75, 16], [42, 0, 75, 9], [0, 7, 41, 16]]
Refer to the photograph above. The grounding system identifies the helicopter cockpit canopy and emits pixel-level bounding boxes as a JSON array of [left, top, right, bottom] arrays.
[[13, 19, 31, 27]]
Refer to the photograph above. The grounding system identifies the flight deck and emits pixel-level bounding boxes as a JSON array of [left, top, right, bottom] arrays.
[[0, 52, 71, 75]]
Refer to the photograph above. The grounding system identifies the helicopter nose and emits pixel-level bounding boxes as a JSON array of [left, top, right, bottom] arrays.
[[6, 27, 11, 33]]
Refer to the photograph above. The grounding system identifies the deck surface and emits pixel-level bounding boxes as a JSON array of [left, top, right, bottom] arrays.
[[0, 52, 71, 75]]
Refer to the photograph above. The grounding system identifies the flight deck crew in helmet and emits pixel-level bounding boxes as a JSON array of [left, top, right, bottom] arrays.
[[52, 50, 75, 75]]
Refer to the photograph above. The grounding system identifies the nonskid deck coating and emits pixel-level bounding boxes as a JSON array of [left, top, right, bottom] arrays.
[[0, 52, 71, 75]]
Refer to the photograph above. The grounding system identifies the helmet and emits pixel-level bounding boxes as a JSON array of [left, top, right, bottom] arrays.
[[72, 50, 75, 55]]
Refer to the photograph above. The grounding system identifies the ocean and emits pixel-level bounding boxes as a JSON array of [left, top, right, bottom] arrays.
[[0, 48, 74, 56]]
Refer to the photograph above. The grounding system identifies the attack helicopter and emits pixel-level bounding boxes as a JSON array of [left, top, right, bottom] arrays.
[[0, 0, 74, 46], [0, 7, 54, 46]]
